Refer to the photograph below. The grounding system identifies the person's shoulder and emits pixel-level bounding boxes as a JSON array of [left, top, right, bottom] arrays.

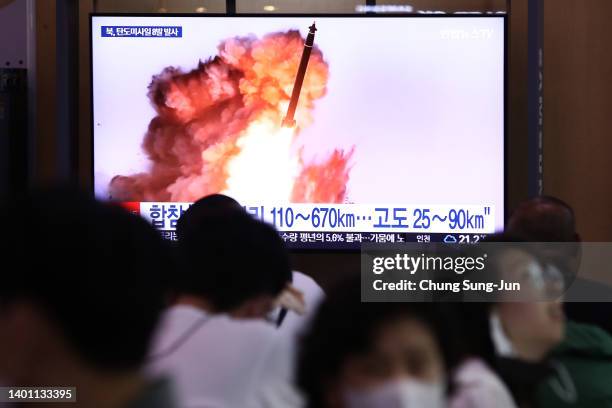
[[164, 304, 208, 320], [454, 358, 510, 390], [148, 305, 208, 352], [125, 379, 179, 408], [451, 359, 518, 408], [292, 271, 320, 289], [292, 271, 325, 299], [212, 315, 279, 340], [555, 321, 612, 358]]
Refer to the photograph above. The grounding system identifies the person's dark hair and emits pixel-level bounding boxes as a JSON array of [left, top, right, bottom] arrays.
[[176, 194, 243, 241], [507, 196, 581, 287], [507, 196, 577, 242], [176, 211, 291, 312], [297, 277, 461, 408], [0, 187, 173, 371]]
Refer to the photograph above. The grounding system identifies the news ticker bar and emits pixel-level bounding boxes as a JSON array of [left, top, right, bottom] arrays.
[[0, 387, 76, 403], [121, 202, 496, 234], [361, 242, 612, 303], [155, 230, 489, 247]]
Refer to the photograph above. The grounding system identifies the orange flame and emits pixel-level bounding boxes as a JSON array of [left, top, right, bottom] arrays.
[[109, 30, 353, 203]]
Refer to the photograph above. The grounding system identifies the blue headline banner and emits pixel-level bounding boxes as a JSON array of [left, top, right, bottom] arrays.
[[101, 26, 182, 38]]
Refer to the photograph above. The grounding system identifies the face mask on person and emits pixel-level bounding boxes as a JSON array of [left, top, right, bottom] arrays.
[[343, 379, 446, 408]]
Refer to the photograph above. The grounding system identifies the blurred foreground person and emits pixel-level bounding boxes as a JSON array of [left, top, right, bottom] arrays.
[[507, 198, 612, 407], [462, 237, 567, 407], [173, 194, 292, 319], [490, 245, 567, 363], [441, 306, 517, 408], [298, 277, 455, 408], [507, 195, 612, 334], [148, 196, 298, 408], [466, 237, 612, 408], [0, 188, 176, 408], [447, 237, 564, 408], [176, 194, 325, 334]]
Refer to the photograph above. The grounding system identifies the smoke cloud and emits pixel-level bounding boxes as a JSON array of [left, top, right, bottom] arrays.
[[110, 29, 353, 203]]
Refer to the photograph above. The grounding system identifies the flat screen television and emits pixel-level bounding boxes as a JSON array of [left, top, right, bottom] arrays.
[[91, 14, 506, 249]]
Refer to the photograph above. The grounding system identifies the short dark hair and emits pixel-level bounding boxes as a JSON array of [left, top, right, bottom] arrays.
[[508, 196, 577, 242], [297, 277, 460, 408], [176, 207, 291, 312], [176, 194, 244, 240], [0, 187, 173, 371]]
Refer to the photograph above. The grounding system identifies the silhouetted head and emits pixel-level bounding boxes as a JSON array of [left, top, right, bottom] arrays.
[[298, 277, 459, 408], [175, 196, 291, 317], [0, 187, 173, 384], [507, 196, 578, 242], [176, 194, 244, 240]]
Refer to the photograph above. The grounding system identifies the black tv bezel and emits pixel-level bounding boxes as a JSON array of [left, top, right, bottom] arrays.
[[89, 13, 508, 253]]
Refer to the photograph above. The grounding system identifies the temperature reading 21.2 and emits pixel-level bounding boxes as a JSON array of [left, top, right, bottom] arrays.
[[458, 235, 487, 244]]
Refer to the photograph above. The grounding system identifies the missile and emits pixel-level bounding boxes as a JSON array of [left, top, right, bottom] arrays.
[[282, 22, 317, 128]]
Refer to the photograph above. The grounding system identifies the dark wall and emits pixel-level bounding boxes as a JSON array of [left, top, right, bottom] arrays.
[[543, 0, 612, 241], [0, 0, 30, 195], [33, 0, 58, 183]]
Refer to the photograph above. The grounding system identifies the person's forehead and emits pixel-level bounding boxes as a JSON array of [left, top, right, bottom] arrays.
[[372, 318, 437, 352], [498, 247, 536, 264], [496, 248, 541, 279]]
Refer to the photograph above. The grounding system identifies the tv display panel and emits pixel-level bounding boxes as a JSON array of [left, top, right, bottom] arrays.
[[92, 15, 506, 248]]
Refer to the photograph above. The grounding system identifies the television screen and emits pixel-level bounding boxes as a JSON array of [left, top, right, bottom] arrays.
[[91, 14, 506, 249]]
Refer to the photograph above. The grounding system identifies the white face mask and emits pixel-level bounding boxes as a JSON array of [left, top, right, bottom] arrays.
[[343, 379, 446, 408]]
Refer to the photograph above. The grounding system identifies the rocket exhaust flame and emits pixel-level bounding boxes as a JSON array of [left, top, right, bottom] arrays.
[[109, 26, 353, 204]]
